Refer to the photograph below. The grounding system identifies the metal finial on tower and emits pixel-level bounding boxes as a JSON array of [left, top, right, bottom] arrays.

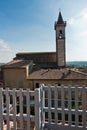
[[59, 8, 61, 12]]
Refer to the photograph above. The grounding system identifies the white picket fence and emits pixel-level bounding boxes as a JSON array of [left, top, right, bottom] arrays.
[[43, 85, 87, 130], [0, 88, 41, 130], [0, 85, 87, 130]]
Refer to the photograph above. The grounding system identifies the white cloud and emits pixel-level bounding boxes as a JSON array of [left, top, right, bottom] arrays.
[[67, 8, 87, 43], [68, 18, 75, 25], [81, 9, 87, 20], [68, 8, 87, 26], [78, 30, 87, 37], [82, 12, 87, 19], [0, 39, 12, 52], [0, 39, 16, 63]]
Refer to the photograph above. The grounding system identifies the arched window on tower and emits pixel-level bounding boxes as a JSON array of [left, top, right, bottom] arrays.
[[59, 30, 63, 39]]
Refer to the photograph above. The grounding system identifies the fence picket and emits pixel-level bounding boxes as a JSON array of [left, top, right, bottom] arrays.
[[12, 88, 17, 130], [61, 85, 64, 125], [82, 86, 86, 128], [0, 85, 87, 130], [48, 86, 51, 124], [54, 85, 58, 124], [75, 86, 78, 127], [6, 88, 10, 130], [0, 88, 3, 130], [19, 89, 23, 130], [68, 86, 71, 126], [35, 88, 41, 130], [26, 89, 30, 130]]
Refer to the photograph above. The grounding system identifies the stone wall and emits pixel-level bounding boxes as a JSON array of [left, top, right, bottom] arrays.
[[14, 52, 56, 63]]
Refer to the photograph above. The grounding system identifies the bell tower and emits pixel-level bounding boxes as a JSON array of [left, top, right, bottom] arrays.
[[55, 11, 66, 67]]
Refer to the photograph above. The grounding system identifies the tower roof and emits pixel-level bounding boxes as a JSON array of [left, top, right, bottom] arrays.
[[57, 11, 64, 24]]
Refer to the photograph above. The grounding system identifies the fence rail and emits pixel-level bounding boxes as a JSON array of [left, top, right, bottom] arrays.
[[0, 85, 87, 130]]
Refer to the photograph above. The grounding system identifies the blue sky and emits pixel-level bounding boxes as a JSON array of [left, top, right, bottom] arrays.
[[0, 0, 87, 62]]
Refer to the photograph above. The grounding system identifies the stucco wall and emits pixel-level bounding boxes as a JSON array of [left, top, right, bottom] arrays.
[[28, 79, 87, 90], [3, 68, 30, 88]]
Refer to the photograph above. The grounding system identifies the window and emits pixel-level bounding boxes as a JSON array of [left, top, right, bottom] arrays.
[[58, 83, 61, 86], [36, 83, 39, 88], [59, 30, 63, 38]]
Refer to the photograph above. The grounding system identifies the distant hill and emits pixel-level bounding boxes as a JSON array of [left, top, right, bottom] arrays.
[[0, 63, 5, 67], [67, 61, 87, 68], [0, 61, 87, 68]]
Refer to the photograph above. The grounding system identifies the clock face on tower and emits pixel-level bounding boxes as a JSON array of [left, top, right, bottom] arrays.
[[59, 30, 63, 39]]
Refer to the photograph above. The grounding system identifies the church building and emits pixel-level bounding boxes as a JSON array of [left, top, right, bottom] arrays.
[[1, 12, 87, 89]]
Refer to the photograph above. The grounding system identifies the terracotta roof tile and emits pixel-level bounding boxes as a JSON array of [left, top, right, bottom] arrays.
[[3, 60, 87, 80], [4, 60, 31, 68], [28, 68, 87, 80]]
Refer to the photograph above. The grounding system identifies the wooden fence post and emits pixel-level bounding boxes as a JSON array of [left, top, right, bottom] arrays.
[[26, 89, 30, 130], [12, 88, 17, 130], [19, 88, 23, 130], [40, 84, 45, 129], [35, 88, 41, 130], [0, 88, 3, 130], [6, 88, 10, 130]]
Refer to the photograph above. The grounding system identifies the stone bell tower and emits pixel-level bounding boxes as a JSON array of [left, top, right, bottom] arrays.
[[55, 11, 66, 67]]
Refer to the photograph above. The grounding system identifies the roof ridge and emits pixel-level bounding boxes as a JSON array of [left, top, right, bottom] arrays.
[[70, 68, 87, 76]]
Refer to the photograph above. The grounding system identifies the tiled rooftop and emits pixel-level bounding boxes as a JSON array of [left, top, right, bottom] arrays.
[[4, 60, 31, 68], [28, 65, 87, 80], [4, 59, 87, 80]]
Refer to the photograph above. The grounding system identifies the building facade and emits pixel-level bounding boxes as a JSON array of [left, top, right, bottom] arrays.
[[1, 12, 87, 89]]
